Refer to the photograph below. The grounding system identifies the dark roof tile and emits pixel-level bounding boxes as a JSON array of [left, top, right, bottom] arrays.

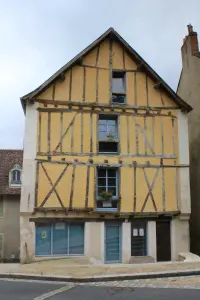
[[0, 150, 23, 195]]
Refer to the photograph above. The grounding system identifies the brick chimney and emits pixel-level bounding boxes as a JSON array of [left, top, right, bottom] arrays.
[[182, 24, 199, 54], [181, 24, 199, 68]]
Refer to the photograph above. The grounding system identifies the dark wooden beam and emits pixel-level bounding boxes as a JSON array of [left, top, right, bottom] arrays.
[[36, 98, 180, 111], [154, 82, 162, 90], [58, 72, 65, 82], [137, 62, 145, 71]]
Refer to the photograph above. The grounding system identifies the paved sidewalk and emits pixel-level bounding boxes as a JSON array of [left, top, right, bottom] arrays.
[[1, 258, 200, 281], [81, 275, 200, 289]]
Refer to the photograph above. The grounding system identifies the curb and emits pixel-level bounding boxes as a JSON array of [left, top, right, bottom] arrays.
[[0, 269, 200, 283]]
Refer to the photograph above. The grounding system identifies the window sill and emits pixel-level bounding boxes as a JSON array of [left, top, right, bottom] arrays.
[[111, 102, 126, 105], [95, 208, 118, 212], [98, 139, 119, 142], [98, 152, 119, 155], [9, 184, 21, 188]]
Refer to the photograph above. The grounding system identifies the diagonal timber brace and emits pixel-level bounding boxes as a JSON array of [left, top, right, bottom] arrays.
[[40, 163, 68, 207], [141, 167, 160, 212]]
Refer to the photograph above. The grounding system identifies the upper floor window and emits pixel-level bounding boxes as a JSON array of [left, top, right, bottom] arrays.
[[9, 164, 21, 187], [96, 168, 118, 211], [112, 72, 126, 104], [98, 115, 118, 153]]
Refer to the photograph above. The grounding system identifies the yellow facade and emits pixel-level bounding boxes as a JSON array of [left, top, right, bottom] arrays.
[[35, 37, 181, 215]]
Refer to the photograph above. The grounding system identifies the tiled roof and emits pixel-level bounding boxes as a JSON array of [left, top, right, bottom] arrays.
[[0, 150, 23, 195]]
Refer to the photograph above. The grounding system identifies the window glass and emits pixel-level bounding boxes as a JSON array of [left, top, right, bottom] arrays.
[[108, 178, 116, 186], [112, 94, 125, 104], [112, 76, 125, 93], [36, 224, 84, 256], [11, 169, 21, 184], [108, 169, 116, 177], [98, 118, 117, 140], [99, 142, 118, 153], [98, 178, 106, 186], [97, 168, 118, 198], [98, 168, 106, 177]]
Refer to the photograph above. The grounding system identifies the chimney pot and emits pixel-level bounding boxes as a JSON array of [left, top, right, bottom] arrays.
[[187, 24, 193, 34]]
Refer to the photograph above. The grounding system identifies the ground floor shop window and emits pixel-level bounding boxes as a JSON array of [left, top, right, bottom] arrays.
[[35, 223, 84, 256]]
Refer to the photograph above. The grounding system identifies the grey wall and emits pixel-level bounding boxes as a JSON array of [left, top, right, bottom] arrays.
[[177, 33, 200, 255], [0, 195, 20, 261]]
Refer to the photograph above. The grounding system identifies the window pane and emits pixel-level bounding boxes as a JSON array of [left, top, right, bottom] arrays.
[[112, 94, 125, 104], [16, 170, 21, 181], [99, 120, 107, 125], [108, 187, 117, 197], [98, 178, 106, 186], [99, 131, 107, 139], [108, 178, 116, 186], [98, 187, 106, 195], [112, 77, 125, 93], [99, 124, 106, 132], [99, 142, 118, 153], [107, 125, 116, 136], [108, 169, 116, 177], [98, 169, 106, 177], [107, 120, 116, 126], [12, 170, 16, 182], [11, 170, 21, 183]]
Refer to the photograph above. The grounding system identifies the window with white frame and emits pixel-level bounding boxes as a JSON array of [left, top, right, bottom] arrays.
[[112, 71, 126, 104], [98, 115, 118, 153], [96, 168, 119, 210], [9, 164, 21, 187]]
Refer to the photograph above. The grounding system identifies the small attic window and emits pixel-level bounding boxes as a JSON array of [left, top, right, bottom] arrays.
[[112, 72, 126, 104], [9, 164, 21, 187]]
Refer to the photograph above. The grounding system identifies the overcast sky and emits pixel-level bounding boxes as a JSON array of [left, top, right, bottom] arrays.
[[0, 0, 199, 149]]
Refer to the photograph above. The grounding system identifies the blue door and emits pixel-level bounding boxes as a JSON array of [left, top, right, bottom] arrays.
[[52, 223, 68, 255], [69, 224, 84, 254], [105, 224, 121, 263], [36, 225, 51, 256]]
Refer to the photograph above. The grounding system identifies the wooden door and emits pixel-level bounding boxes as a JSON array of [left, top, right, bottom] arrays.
[[156, 221, 171, 262]]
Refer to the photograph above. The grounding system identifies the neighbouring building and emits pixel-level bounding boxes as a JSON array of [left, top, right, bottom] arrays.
[[20, 27, 192, 264], [177, 24, 200, 255], [0, 150, 23, 261]]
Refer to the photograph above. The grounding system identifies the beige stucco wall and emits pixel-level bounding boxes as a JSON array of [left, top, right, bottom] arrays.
[[20, 101, 37, 263], [171, 216, 190, 260], [122, 222, 131, 263], [84, 222, 104, 262], [177, 110, 191, 214], [0, 195, 20, 261], [147, 221, 157, 261], [177, 34, 200, 255]]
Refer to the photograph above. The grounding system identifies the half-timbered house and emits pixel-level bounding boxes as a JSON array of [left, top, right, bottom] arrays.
[[20, 28, 192, 263]]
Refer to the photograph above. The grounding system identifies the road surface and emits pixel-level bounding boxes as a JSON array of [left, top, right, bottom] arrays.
[[0, 278, 200, 299]]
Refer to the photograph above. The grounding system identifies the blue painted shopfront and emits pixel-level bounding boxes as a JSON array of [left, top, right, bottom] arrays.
[[35, 223, 84, 256]]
